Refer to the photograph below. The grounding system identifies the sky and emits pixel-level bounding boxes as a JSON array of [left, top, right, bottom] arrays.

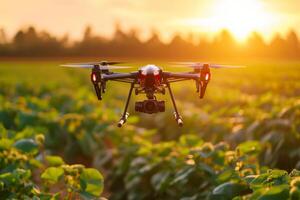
[[1, 0, 300, 42]]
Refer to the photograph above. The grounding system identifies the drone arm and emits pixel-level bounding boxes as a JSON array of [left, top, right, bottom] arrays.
[[163, 72, 200, 80], [103, 72, 138, 81], [164, 71, 210, 99], [166, 78, 192, 83]]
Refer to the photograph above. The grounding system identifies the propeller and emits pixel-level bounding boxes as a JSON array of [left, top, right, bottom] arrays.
[[64, 61, 125, 65], [61, 61, 132, 69], [171, 62, 245, 69], [61, 64, 132, 69]]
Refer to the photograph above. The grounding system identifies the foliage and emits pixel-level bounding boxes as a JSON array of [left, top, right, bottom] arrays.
[[107, 132, 300, 200], [0, 125, 104, 199], [0, 60, 299, 199]]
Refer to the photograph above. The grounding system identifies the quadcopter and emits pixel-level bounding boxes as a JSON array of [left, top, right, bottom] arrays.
[[62, 61, 242, 127]]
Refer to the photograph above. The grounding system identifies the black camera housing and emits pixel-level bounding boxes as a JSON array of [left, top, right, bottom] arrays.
[[135, 100, 165, 114]]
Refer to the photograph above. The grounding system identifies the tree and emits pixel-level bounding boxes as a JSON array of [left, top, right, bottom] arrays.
[[0, 28, 7, 44], [212, 30, 237, 57], [285, 30, 299, 58], [269, 34, 286, 57], [85, 26, 92, 40], [246, 32, 267, 57]]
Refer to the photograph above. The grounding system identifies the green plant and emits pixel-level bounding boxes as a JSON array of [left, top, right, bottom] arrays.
[[0, 125, 104, 199]]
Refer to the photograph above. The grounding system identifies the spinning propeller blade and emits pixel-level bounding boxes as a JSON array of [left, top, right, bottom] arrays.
[[171, 62, 245, 69], [72, 61, 125, 65], [61, 64, 94, 68], [209, 64, 246, 69], [61, 62, 132, 69]]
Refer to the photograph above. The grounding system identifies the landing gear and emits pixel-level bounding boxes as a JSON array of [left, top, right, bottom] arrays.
[[118, 81, 183, 127], [166, 82, 183, 127], [118, 82, 135, 127]]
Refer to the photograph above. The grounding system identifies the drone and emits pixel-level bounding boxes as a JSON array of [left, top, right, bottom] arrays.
[[62, 61, 243, 127]]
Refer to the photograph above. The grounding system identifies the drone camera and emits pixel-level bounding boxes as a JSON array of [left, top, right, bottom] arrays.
[[135, 100, 165, 114]]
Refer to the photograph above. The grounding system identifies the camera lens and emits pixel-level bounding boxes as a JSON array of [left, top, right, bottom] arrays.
[[144, 100, 156, 112], [135, 100, 164, 114]]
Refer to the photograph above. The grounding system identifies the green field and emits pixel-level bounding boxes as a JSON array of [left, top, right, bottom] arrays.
[[0, 59, 300, 199]]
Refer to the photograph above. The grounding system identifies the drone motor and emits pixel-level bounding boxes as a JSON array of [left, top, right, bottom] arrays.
[[199, 64, 211, 99], [91, 66, 102, 100]]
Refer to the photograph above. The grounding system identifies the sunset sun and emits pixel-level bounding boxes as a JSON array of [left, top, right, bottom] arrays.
[[186, 0, 276, 41]]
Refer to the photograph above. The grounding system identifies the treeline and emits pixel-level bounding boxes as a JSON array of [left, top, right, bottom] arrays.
[[0, 25, 299, 59]]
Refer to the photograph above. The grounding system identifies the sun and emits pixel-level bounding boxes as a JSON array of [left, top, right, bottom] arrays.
[[186, 0, 275, 41], [213, 0, 273, 40]]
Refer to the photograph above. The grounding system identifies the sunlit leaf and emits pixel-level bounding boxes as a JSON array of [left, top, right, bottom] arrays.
[[250, 185, 289, 200], [46, 156, 65, 167], [41, 167, 64, 184], [0, 138, 13, 150], [237, 141, 261, 155], [79, 168, 104, 197], [250, 170, 289, 190]]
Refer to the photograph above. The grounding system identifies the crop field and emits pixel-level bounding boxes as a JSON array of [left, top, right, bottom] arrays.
[[0, 59, 300, 199]]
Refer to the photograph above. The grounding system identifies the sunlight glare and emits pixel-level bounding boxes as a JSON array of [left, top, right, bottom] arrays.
[[186, 0, 276, 41]]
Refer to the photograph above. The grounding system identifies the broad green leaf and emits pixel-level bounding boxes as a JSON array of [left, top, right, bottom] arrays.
[[13, 139, 39, 154], [198, 162, 215, 175], [29, 158, 43, 168], [41, 167, 64, 184], [244, 175, 258, 184], [151, 171, 171, 192], [212, 182, 250, 200], [250, 170, 289, 191], [250, 185, 289, 200], [46, 156, 65, 167], [0, 138, 13, 150], [171, 167, 195, 185], [80, 168, 104, 197], [237, 141, 261, 155], [217, 170, 234, 183], [268, 170, 289, 185]]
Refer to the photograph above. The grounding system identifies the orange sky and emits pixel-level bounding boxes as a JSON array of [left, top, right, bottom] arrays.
[[1, 0, 300, 42]]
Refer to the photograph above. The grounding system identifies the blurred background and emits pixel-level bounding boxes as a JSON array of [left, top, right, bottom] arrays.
[[0, 0, 300, 199], [0, 0, 300, 59]]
